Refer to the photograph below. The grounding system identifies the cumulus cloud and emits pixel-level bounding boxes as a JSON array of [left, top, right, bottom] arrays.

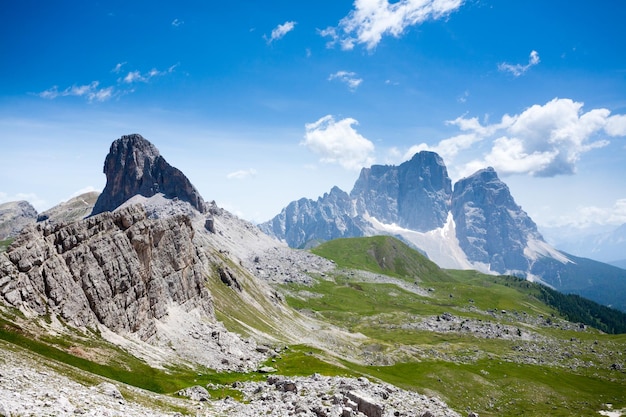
[[321, 0, 464, 50], [302, 115, 375, 170], [328, 71, 363, 91], [498, 50, 540, 77], [415, 98, 626, 178], [38, 81, 114, 102], [265, 21, 296, 44], [227, 169, 258, 180]]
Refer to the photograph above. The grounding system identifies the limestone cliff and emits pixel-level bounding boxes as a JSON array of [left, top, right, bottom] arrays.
[[0, 204, 213, 340]]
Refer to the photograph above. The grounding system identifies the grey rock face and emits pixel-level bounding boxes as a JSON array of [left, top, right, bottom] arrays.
[[0, 204, 213, 339], [261, 151, 452, 247], [451, 167, 542, 274], [260, 186, 366, 248], [352, 151, 452, 231], [0, 201, 38, 240], [91, 134, 206, 216]]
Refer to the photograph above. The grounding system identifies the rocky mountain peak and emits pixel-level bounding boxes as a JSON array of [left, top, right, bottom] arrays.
[[351, 151, 452, 231], [452, 167, 542, 273], [91, 134, 206, 216]]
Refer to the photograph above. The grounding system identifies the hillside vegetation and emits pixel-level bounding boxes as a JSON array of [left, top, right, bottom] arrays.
[[298, 236, 626, 416], [1, 233, 625, 416]]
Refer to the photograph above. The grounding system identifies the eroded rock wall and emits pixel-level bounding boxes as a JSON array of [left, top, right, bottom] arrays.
[[0, 204, 213, 340]]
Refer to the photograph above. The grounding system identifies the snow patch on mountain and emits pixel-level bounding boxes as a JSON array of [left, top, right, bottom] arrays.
[[366, 212, 493, 273], [524, 237, 573, 264]]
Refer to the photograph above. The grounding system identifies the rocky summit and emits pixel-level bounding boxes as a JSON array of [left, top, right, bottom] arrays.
[[451, 167, 543, 274], [91, 133, 206, 216], [352, 151, 452, 232]]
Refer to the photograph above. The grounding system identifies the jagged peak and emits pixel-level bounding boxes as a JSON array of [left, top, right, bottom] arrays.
[[91, 134, 206, 216], [406, 150, 446, 165]]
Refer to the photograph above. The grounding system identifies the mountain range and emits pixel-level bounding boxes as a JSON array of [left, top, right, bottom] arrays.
[[1, 134, 625, 417], [260, 151, 626, 312]]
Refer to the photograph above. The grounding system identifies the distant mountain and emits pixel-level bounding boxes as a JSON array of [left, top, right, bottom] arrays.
[[37, 191, 100, 224], [262, 186, 367, 249], [0, 200, 37, 240], [351, 151, 452, 232], [452, 167, 545, 275], [261, 152, 626, 312]]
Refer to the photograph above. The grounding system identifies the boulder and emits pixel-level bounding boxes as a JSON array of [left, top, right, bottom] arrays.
[[178, 385, 210, 402]]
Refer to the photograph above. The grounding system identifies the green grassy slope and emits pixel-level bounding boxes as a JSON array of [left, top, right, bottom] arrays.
[[1, 234, 624, 417], [299, 236, 626, 416]]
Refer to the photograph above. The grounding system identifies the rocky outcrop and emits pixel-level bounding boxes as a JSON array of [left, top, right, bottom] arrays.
[[451, 167, 542, 274], [352, 151, 452, 231], [0, 200, 37, 240], [260, 186, 366, 248], [91, 134, 206, 216], [0, 204, 213, 340]]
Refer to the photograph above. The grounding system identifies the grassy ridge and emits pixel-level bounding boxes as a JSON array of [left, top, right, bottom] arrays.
[[312, 235, 448, 282], [312, 236, 626, 334]]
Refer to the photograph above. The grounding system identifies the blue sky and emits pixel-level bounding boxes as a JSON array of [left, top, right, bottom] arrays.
[[1, 0, 626, 236]]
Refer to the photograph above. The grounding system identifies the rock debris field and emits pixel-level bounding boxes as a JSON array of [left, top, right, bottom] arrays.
[[0, 341, 464, 417]]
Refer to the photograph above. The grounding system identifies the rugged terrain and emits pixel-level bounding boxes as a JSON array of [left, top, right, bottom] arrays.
[[1, 134, 625, 417], [261, 153, 626, 312]]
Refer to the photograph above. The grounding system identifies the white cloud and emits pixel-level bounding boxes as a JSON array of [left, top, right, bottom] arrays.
[[498, 50, 540, 77], [123, 70, 143, 83], [265, 21, 296, 44], [111, 62, 126, 73], [605, 114, 626, 136], [227, 169, 258, 180], [328, 71, 363, 91], [321, 0, 464, 50], [171, 18, 184, 27], [417, 98, 624, 178], [550, 199, 626, 228], [122, 64, 177, 84], [457, 90, 469, 103], [406, 132, 482, 163], [38, 81, 114, 102], [39, 63, 178, 103], [302, 115, 375, 170]]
